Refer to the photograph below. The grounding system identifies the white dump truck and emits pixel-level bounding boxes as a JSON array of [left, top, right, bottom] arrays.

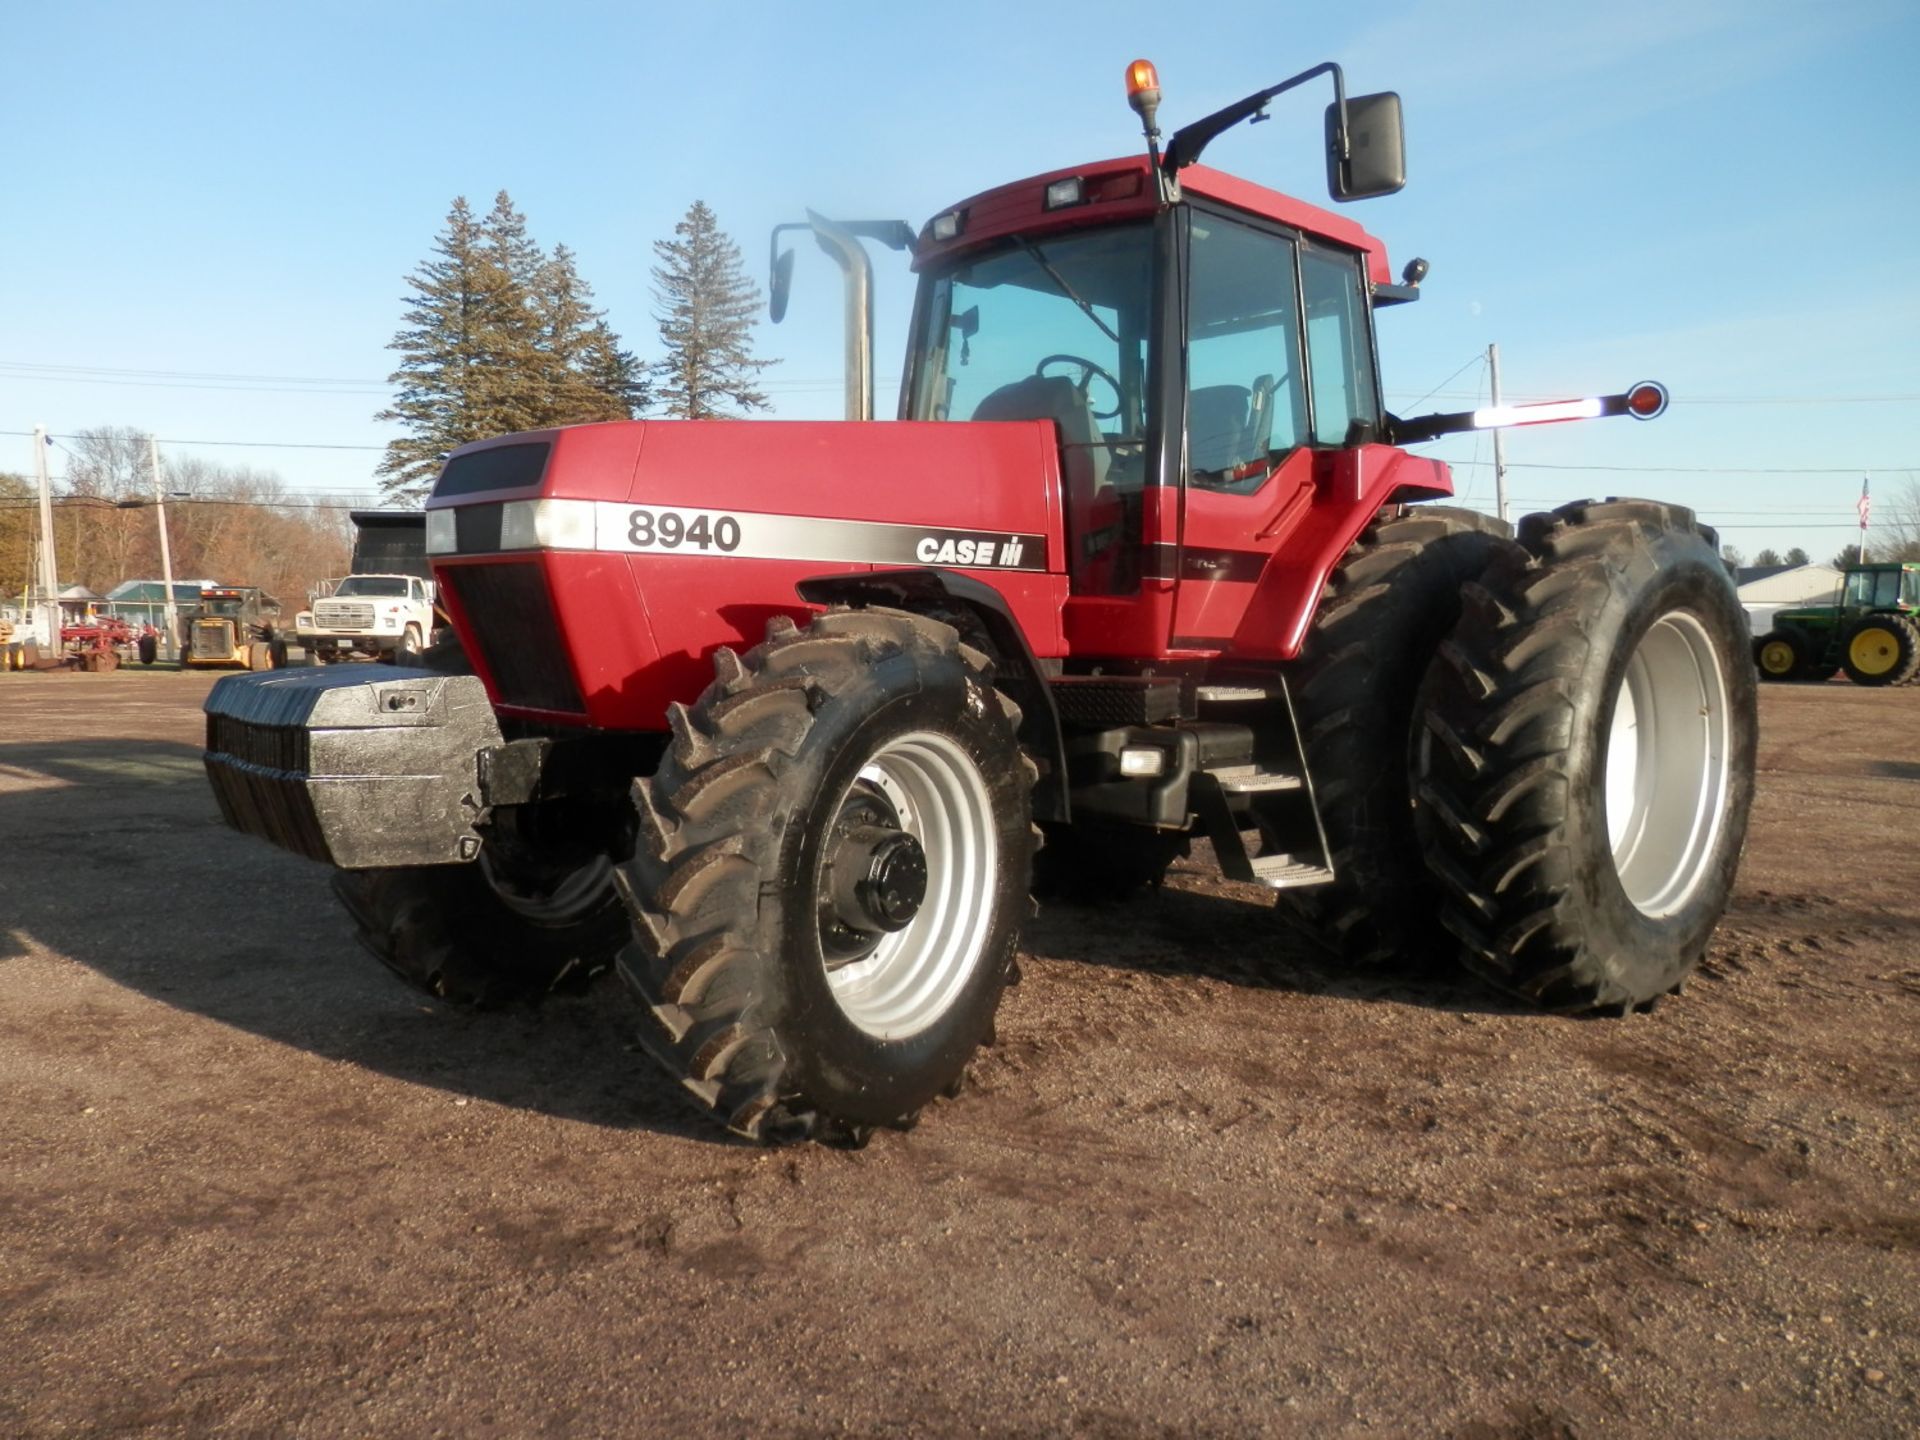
[[297, 572, 436, 663]]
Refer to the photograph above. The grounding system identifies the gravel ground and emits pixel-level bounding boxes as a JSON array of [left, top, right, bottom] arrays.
[[1, 668, 1915, 1438]]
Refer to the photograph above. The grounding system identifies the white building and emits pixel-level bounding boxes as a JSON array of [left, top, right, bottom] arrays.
[[1737, 564, 1842, 637]]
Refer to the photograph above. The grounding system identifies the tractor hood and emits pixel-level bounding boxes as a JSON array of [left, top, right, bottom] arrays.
[[422, 421, 1069, 730]]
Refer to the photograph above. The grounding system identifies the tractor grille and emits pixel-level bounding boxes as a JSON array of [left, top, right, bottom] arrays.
[[191, 621, 233, 659], [438, 562, 584, 714]]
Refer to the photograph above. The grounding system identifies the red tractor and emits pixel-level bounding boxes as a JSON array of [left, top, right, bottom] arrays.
[[204, 62, 1756, 1145]]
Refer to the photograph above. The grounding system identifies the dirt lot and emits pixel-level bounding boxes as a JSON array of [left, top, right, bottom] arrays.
[[1, 669, 1915, 1438]]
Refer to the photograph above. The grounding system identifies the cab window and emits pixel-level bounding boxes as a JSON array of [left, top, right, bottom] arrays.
[[1847, 569, 1902, 609], [1185, 215, 1308, 491], [1299, 245, 1381, 446]]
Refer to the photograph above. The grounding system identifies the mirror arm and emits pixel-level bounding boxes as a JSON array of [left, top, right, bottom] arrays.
[[1164, 61, 1346, 173]]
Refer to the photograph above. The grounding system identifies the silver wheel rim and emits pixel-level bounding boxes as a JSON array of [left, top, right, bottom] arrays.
[[823, 730, 998, 1040], [1604, 610, 1731, 918]]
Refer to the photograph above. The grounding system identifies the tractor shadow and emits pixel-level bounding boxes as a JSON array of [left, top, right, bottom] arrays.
[[0, 737, 719, 1145], [1027, 848, 1534, 1018], [2, 737, 1523, 1150]]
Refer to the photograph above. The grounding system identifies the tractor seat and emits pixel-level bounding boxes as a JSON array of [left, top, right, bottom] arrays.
[[971, 375, 1111, 492], [1188, 384, 1255, 475]]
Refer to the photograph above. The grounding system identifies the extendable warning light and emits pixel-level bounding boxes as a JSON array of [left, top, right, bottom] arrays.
[[1471, 397, 1604, 429], [1389, 380, 1672, 446], [1624, 380, 1669, 419], [1125, 59, 1161, 118]]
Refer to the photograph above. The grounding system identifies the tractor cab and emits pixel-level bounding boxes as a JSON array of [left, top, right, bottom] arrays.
[[900, 157, 1411, 624], [1840, 561, 1920, 615]]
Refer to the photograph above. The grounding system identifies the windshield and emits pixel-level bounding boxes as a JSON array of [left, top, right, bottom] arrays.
[[908, 222, 1153, 447], [202, 598, 244, 617], [335, 576, 410, 598]]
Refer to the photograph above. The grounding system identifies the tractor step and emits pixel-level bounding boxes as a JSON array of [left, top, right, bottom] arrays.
[[1248, 855, 1336, 888], [1184, 680, 1335, 893], [1212, 764, 1303, 794], [1195, 684, 1281, 702]]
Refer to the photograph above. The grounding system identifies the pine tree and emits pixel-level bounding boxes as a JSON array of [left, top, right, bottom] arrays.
[[377, 194, 646, 503], [1784, 546, 1810, 566], [377, 197, 526, 501], [650, 200, 775, 419], [476, 191, 549, 437], [535, 246, 649, 424]]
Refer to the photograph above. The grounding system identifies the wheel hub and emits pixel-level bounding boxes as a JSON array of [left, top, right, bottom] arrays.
[[829, 825, 928, 934]]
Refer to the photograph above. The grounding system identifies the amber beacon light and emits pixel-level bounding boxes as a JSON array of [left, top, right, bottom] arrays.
[[1125, 59, 1161, 122]]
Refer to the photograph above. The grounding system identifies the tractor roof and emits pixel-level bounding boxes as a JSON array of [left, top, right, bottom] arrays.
[[914, 155, 1391, 288]]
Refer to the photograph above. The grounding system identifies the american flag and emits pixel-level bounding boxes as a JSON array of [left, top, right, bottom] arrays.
[[1858, 477, 1871, 529]]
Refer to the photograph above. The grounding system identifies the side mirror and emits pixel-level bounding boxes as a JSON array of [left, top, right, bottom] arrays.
[[769, 245, 796, 323], [1325, 91, 1406, 201]]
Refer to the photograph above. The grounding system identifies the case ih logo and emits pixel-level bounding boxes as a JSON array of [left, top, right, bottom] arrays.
[[912, 530, 1037, 569]]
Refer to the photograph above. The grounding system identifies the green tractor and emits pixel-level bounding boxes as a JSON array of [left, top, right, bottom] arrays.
[[1754, 561, 1920, 686]]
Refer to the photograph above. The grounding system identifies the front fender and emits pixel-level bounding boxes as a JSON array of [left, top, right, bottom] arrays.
[[796, 567, 1068, 823]]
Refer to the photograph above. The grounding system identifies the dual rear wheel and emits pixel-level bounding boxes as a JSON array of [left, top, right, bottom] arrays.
[[1295, 498, 1757, 1011]]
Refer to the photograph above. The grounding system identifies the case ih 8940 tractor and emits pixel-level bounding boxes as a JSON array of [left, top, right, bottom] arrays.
[[204, 62, 1756, 1145]]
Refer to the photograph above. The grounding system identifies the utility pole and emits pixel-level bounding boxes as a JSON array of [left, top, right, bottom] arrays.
[[1858, 474, 1872, 566], [1488, 343, 1509, 525], [31, 425, 60, 652], [149, 435, 180, 659]]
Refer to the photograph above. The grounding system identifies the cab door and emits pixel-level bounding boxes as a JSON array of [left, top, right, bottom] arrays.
[[1171, 212, 1383, 651]]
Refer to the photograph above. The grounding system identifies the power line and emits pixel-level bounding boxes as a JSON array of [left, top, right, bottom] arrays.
[[2, 428, 385, 452], [0, 360, 385, 385], [1446, 458, 1912, 475]]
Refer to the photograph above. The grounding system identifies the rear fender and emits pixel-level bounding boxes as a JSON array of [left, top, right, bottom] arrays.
[[796, 568, 1068, 822], [1229, 446, 1451, 660]]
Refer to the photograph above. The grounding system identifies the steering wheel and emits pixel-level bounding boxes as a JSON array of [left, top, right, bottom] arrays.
[[1036, 354, 1122, 421]]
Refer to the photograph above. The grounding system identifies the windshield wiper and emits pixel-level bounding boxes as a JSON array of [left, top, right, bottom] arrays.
[[1016, 237, 1120, 345]]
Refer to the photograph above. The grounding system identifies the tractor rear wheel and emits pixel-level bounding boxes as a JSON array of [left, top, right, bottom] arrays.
[[332, 855, 629, 1008], [618, 608, 1035, 1144], [1415, 499, 1757, 1012], [1282, 504, 1522, 969], [1841, 614, 1920, 686]]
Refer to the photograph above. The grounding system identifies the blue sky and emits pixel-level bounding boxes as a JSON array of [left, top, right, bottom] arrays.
[[4, 0, 1916, 562]]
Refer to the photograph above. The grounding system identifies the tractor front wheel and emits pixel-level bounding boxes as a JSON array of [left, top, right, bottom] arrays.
[[618, 608, 1035, 1144], [1416, 499, 1757, 1012], [1753, 628, 1810, 682], [1840, 614, 1920, 686]]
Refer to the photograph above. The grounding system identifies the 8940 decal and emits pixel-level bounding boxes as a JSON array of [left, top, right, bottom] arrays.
[[625, 507, 742, 552], [585, 499, 1049, 572]]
